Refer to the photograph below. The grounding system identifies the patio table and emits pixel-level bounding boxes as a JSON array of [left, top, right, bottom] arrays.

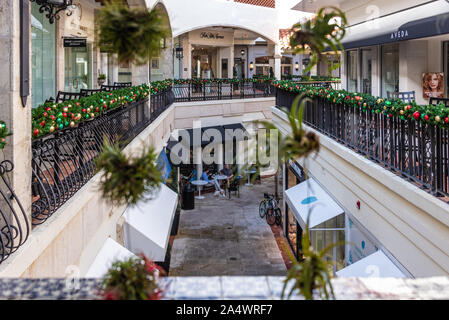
[[244, 169, 257, 186], [191, 180, 208, 199]]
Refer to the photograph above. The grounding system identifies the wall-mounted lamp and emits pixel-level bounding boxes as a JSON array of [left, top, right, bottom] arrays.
[[249, 61, 254, 71], [30, 0, 75, 24], [295, 61, 299, 71], [241, 49, 245, 56], [175, 47, 184, 59]]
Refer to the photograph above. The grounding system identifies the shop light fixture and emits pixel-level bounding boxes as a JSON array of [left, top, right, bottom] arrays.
[[30, 0, 75, 24], [295, 61, 299, 71], [241, 49, 245, 56], [249, 61, 254, 71], [175, 47, 184, 59]]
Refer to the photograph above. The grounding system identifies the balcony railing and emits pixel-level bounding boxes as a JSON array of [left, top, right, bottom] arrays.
[[0, 160, 29, 263], [172, 80, 274, 102], [276, 88, 449, 200], [31, 88, 174, 226]]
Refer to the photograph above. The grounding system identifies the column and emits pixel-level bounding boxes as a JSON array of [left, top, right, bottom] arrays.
[[274, 45, 282, 80], [216, 144, 224, 171]]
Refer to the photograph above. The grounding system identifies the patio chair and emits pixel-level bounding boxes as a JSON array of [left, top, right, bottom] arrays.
[[55, 91, 86, 103], [429, 97, 449, 107], [387, 91, 415, 103], [80, 89, 104, 97], [113, 82, 132, 88], [227, 176, 241, 199]]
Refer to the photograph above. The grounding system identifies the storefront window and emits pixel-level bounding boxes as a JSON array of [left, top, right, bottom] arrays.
[[310, 215, 345, 273], [285, 162, 305, 258], [64, 44, 93, 92], [361, 49, 372, 94], [31, 3, 56, 108], [347, 50, 358, 92], [192, 46, 217, 79], [345, 215, 379, 266], [381, 44, 399, 97]]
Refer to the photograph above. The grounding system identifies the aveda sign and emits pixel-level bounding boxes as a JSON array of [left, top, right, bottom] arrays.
[[391, 29, 409, 40]]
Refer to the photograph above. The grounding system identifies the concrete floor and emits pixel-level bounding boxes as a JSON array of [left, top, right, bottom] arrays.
[[169, 178, 287, 276]]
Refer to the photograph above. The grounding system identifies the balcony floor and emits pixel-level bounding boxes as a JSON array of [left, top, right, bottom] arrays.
[[169, 178, 287, 276]]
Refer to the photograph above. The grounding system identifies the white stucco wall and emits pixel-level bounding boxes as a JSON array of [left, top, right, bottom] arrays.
[[272, 106, 449, 277]]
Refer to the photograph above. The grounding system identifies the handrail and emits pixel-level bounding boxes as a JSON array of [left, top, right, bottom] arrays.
[[31, 87, 173, 226], [0, 160, 30, 263], [275, 88, 449, 199]]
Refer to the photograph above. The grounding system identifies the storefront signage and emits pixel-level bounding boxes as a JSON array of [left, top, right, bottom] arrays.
[[390, 29, 409, 40], [200, 32, 225, 40], [63, 38, 86, 48]]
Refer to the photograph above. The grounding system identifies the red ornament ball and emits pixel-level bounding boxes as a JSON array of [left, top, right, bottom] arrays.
[[424, 115, 429, 121], [33, 129, 39, 136], [413, 112, 420, 120], [446, 117, 449, 124]]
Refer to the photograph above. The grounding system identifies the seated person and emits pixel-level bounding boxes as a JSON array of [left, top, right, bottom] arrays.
[[201, 168, 225, 197], [220, 164, 235, 189], [188, 168, 197, 183]]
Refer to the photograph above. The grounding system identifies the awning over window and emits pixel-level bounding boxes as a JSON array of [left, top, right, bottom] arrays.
[[123, 184, 178, 262], [336, 250, 407, 278], [85, 238, 136, 278], [340, 1, 449, 50], [285, 178, 344, 229]]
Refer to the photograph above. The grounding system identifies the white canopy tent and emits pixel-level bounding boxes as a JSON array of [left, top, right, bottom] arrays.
[[85, 238, 136, 278], [285, 177, 344, 229], [123, 184, 178, 262], [337, 250, 407, 278]]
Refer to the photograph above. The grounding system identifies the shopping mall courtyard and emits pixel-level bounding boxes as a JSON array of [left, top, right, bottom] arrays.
[[169, 177, 287, 276]]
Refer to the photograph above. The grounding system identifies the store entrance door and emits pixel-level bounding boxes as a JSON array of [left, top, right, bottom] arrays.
[[64, 45, 92, 92], [234, 58, 245, 79]]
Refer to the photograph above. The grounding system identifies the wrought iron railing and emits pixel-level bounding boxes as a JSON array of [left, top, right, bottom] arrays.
[[276, 88, 449, 199], [31, 88, 173, 226], [0, 160, 29, 263], [173, 81, 274, 102]]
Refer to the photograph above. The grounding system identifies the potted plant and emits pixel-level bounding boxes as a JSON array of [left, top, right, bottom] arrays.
[[97, 73, 107, 87], [101, 254, 167, 300]]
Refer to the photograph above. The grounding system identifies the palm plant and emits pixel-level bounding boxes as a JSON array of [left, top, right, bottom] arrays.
[[97, 2, 169, 65], [281, 214, 344, 300], [290, 6, 347, 76], [95, 139, 163, 206]]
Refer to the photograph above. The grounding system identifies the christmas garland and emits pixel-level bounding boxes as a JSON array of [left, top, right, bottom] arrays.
[[32, 84, 150, 139], [282, 75, 340, 82], [0, 121, 11, 149], [272, 80, 449, 128]]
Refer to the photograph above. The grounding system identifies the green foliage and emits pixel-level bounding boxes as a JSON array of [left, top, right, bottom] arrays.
[[290, 7, 347, 76], [95, 140, 163, 206], [0, 121, 11, 149], [257, 94, 320, 164], [31, 84, 150, 139], [273, 80, 449, 128], [97, 2, 169, 65], [282, 219, 344, 300], [102, 254, 166, 300], [98, 73, 106, 80]]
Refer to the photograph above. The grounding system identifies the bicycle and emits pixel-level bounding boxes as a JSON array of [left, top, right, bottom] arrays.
[[259, 193, 282, 226]]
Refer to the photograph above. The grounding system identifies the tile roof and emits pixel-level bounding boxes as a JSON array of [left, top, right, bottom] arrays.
[[235, 0, 275, 9], [279, 28, 293, 50]]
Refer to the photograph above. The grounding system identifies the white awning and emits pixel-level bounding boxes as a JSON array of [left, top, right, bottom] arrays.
[[85, 238, 136, 278], [123, 184, 178, 262], [285, 178, 344, 229], [337, 250, 407, 278]]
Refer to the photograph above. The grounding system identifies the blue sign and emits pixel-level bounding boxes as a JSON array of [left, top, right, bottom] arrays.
[[156, 148, 171, 182], [301, 196, 318, 205]]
